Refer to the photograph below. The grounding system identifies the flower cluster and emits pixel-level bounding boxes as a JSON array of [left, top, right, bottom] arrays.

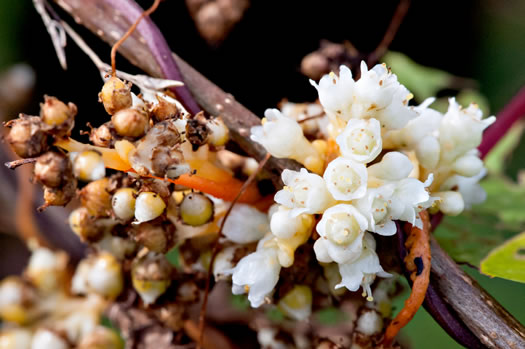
[[233, 61, 494, 307]]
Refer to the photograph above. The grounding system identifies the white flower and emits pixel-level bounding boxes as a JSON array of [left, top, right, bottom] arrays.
[[270, 205, 314, 240], [250, 108, 318, 163], [230, 247, 281, 308], [439, 98, 495, 163], [336, 118, 382, 163], [222, 204, 269, 244], [336, 233, 391, 301], [314, 204, 368, 264], [323, 157, 367, 201], [441, 168, 487, 209], [367, 151, 413, 182], [275, 168, 335, 216], [310, 65, 355, 121]]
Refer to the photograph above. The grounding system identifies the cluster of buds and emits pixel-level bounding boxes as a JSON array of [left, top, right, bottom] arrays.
[[0, 248, 121, 349], [231, 61, 493, 308]]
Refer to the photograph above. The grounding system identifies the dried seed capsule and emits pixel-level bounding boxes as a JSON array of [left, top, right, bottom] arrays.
[[111, 188, 137, 221], [131, 222, 172, 253], [0, 329, 33, 349], [111, 108, 148, 138], [80, 178, 112, 217], [131, 252, 173, 305], [150, 94, 179, 121], [99, 76, 132, 115], [77, 326, 122, 349], [89, 122, 116, 147], [31, 329, 69, 349], [72, 151, 106, 182], [5, 115, 49, 158], [41, 178, 77, 208], [185, 117, 209, 151], [207, 117, 229, 147], [34, 151, 71, 188], [134, 192, 166, 223], [68, 207, 104, 242], [40, 95, 76, 127], [179, 192, 213, 226]]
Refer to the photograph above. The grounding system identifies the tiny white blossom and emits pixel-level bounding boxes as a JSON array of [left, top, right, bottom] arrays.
[[222, 204, 269, 244], [230, 239, 281, 308], [314, 204, 368, 264], [435, 191, 465, 216], [336, 233, 391, 301], [275, 168, 335, 216], [367, 151, 413, 182], [250, 109, 318, 163], [270, 205, 314, 240], [452, 152, 484, 178], [336, 118, 382, 163], [323, 157, 367, 201], [310, 65, 355, 121]]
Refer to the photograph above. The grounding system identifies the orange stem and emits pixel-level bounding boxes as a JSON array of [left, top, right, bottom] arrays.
[[383, 210, 431, 347]]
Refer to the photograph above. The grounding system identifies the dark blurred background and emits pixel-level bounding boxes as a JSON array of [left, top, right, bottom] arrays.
[[1, 0, 524, 348]]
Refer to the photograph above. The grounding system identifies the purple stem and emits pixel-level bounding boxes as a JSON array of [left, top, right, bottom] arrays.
[[478, 85, 525, 159], [105, 0, 201, 115], [395, 222, 483, 348]]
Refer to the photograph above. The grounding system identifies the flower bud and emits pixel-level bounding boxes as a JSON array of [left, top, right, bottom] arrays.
[[135, 192, 166, 223], [0, 277, 36, 325], [34, 151, 71, 188], [111, 188, 137, 221], [25, 248, 68, 293], [131, 253, 173, 305], [179, 193, 213, 226], [453, 154, 483, 177], [40, 95, 76, 127], [356, 310, 383, 336], [5, 115, 49, 158], [99, 77, 132, 115], [415, 136, 440, 169], [72, 253, 123, 299], [80, 178, 112, 217], [436, 191, 464, 216], [111, 108, 148, 138], [278, 285, 312, 321], [30, 329, 69, 349], [270, 206, 312, 240], [72, 151, 106, 182]]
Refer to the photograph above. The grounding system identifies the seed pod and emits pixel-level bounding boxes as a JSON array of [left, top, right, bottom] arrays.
[[111, 188, 137, 221], [131, 222, 173, 253], [72, 252, 123, 299], [0, 329, 33, 349], [207, 117, 229, 147], [40, 95, 76, 127], [131, 252, 173, 305], [77, 326, 122, 349], [278, 285, 313, 321], [185, 116, 209, 151], [99, 76, 132, 115], [72, 151, 106, 182], [68, 207, 104, 242], [0, 276, 37, 325], [5, 115, 49, 158], [34, 151, 71, 188], [41, 178, 77, 209], [80, 178, 112, 217], [31, 329, 69, 349], [179, 192, 213, 226], [134, 192, 166, 223], [89, 122, 117, 147], [111, 108, 148, 138], [150, 94, 179, 121]]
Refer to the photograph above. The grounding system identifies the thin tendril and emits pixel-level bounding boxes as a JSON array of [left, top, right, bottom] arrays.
[[110, 0, 162, 77], [197, 152, 271, 349]]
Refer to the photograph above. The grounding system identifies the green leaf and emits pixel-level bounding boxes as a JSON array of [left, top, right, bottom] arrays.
[[435, 176, 525, 266], [165, 246, 181, 269], [313, 307, 347, 326], [481, 232, 525, 283], [230, 294, 250, 311], [265, 306, 285, 323]]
